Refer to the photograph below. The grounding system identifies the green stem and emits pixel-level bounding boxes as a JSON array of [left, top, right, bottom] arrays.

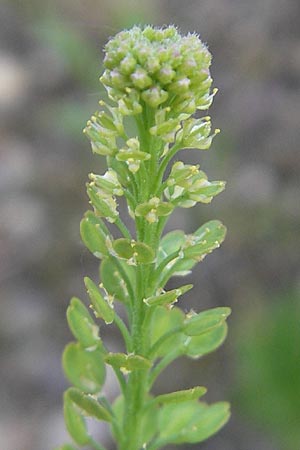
[[114, 313, 132, 352], [153, 143, 181, 195], [115, 217, 131, 239]]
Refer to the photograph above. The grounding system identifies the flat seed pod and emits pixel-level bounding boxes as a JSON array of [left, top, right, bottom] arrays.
[[184, 322, 228, 359], [66, 388, 112, 422], [154, 386, 207, 405], [105, 352, 152, 372], [67, 297, 100, 348], [184, 307, 231, 336], [84, 277, 114, 324], [63, 342, 106, 394], [100, 258, 135, 303], [63, 393, 90, 446], [80, 211, 110, 258]]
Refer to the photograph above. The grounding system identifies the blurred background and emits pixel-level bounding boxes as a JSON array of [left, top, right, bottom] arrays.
[[1, 0, 300, 449]]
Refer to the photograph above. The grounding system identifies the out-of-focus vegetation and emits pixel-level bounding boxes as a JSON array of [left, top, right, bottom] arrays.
[[0, 0, 299, 449]]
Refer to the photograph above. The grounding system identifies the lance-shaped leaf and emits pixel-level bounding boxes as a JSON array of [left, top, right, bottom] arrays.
[[158, 400, 230, 444], [67, 297, 100, 348], [64, 392, 90, 446], [153, 386, 207, 405], [80, 211, 110, 258], [150, 306, 185, 357], [105, 352, 152, 372], [183, 220, 226, 262], [184, 322, 228, 359], [63, 342, 106, 394], [184, 307, 231, 336], [112, 238, 155, 264], [66, 387, 112, 422], [144, 284, 193, 307], [84, 276, 114, 324], [100, 258, 135, 303]]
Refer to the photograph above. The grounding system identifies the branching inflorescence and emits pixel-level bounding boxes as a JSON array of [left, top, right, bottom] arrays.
[[57, 25, 231, 450]]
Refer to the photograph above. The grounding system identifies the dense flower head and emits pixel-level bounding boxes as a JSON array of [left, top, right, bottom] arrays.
[[100, 25, 214, 116]]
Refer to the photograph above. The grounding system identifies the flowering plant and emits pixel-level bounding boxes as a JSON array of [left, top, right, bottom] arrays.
[[56, 25, 230, 450]]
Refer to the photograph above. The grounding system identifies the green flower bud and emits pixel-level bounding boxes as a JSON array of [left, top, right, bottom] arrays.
[[87, 184, 118, 223], [131, 68, 152, 90], [89, 170, 124, 197], [141, 86, 168, 108], [116, 138, 150, 173]]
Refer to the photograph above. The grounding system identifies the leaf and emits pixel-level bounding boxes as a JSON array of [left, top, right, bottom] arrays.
[[64, 392, 90, 446], [84, 277, 114, 324], [63, 342, 106, 394], [105, 352, 152, 372], [80, 211, 110, 258], [66, 387, 112, 422], [66, 297, 100, 348], [100, 258, 135, 303], [150, 306, 185, 357], [158, 400, 230, 444], [184, 322, 228, 359], [154, 386, 207, 405], [184, 307, 231, 336]]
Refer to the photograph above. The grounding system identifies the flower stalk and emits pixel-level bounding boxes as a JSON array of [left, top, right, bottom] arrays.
[[56, 25, 230, 450]]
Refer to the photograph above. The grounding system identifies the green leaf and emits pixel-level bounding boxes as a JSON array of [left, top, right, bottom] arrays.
[[105, 352, 152, 372], [64, 392, 90, 446], [144, 284, 193, 307], [66, 297, 100, 348], [184, 307, 231, 336], [100, 258, 135, 303], [66, 387, 112, 422], [63, 342, 106, 393], [80, 211, 110, 258], [158, 400, 230, 444], [154, 386, 207, 405], [84, 277, 114, 324], [150, 306, 185, 357], [184, 322, 228, 359]]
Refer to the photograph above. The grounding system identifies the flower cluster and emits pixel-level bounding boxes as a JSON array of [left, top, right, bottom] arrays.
[[101, 25, 214, 117], [58, 25, 230, 450]]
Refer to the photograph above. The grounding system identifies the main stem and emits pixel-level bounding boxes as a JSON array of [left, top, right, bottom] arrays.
[[120, 111, 160, 450]]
